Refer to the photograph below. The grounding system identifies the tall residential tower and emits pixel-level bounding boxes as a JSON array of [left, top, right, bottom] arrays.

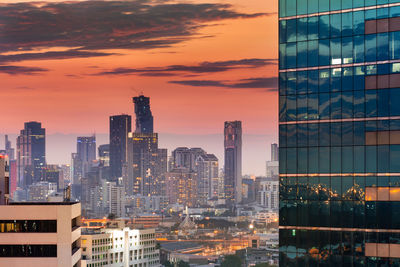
[[133, 95, 154, 134], [224, 121, 242, 205], [279, 0, 400, 264], [110, 114, 131, 179]]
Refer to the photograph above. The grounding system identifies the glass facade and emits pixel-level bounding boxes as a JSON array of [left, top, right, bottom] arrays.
[[279, 0, 400, 265]]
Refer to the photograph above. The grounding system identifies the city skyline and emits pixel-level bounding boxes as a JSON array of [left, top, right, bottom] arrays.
[[0, 0, 278, 136]]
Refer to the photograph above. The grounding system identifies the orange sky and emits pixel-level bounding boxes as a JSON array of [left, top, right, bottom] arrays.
[[0, 0, 278, 174]]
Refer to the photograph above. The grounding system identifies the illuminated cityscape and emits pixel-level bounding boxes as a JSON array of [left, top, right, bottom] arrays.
[[0, 0, 280, 266]]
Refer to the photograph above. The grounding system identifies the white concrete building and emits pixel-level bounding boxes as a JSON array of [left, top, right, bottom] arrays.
[[257, 180, 279, 210], [81, 225, 159, 267], [0, 202, 82, 267], [265, 161, 279, 178]]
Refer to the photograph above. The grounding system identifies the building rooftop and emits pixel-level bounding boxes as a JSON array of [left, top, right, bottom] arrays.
[[9, 201, 79, 206]]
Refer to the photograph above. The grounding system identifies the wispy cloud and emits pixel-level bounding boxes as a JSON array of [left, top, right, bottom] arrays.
[[95, 58, 277, 76], [169, 77, 278, 91], [0, 65, 48, 75]]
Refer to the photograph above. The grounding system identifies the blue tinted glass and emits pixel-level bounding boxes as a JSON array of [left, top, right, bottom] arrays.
[[390, 89, 400, 116], [280, 125, 287, 147], [330, 38, 342, 65], [287, 124, 297, 147], [342, 0, 352, 9], [366, 34, 377, 62], [390, 145, 400, 172], [377, 7, 389, 19], [331, 92, 342, 119], [319, 15, 330, 39], [308, 147, 318, 172], [354, 35, 365, 63], [342, 37, 353, 64], [377, 32, 389, 61], [297, 71, 307, 94], [331, 68, 342, 92], [308, 0, 318, 14], [342, 91, 353, 118], [390, 32, 400, 60], [287, 19, 297, 43], [297, 42, 308, 68], [308, 17, 318, 40], [366, 146, 377, 173], [342, 67, 353, 91], [286, 43, 297, 68], [354, 146, 365, 172], [331, 123, 342, 146], [287, 72, 297, 95], [308, 93, 319, 120], [287, 95, 297, 121], [308, 41, 318, 67], [297, 94, 308, 120], [378, 145, 390, 173], [366, 90, 377, 117], [297, 0, 307, 15], [319, 0, 329, 12], [319, 93, 330, 119], [280, 21, 287, 43], [280, 96, 287, 121], [297, 18, 308, 42], [319, 123, 330, 146], [297, 124, 308, 147], [342, 122, 354, 146], [308, 70, 319, 93], [331, 0, 341, 11], [319, 147, 330, 173], [353, 11, 365, 35], [280, 0, 286, 17], [390, 6, 400, 18], [354, 121, 366, 145], [319, 70, 330, 92], [377, 89, 389, 117], [331, 147, 342, 173], [308, 123, 318, 146], [354, 90, 365, 118], [330, 14, 342, 38], [287, 0, 297, 16], [287, 148, 297, 173], [279, 72, 287, 95], [353, 0, 364, 8], [298, 148, 308, 173], [279, 44, 286, 69]]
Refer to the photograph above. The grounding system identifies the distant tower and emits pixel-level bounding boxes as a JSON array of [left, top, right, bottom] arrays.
[[76, 136, 96, 177], [133, 95, 154, 133], [224, 121, 242, 205], [110, 115, 131, 180], [5, 135, 14, 160], [17, 121, 46, 188], [0, 156, 9, 205], [271, 143, 279, 161]]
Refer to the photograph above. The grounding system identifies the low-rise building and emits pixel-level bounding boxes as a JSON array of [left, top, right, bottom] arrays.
[[0, 202, 82, 267], [81, 223, 159, 267]]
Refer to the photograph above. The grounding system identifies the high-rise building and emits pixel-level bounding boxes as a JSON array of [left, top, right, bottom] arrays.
[[271, 143, 279, 161], [77, 135, 96, 178], [125, 133, 167, 196], [98, 144, 110, 167], [165, 168, 198, 207], [133, 95, 154, 134], [0, 202, 81, 266], [5, 135, 14, 160], [224, 121, 242, 205], [71, 152, 82, 185], [195, 154, 219, 204], [279, 1, 400, 264], [257, 179, 278, 211], [172, 147, 206, 171], [0, 156, 9, 205], [16, 121, 46, 188], [110, 115, 131, 179]]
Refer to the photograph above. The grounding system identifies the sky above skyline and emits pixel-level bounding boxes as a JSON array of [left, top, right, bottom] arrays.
[[0, 0, 278, 175]]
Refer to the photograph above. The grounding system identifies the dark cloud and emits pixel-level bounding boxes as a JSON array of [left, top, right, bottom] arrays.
[[95, 58, 276, 76], [0, 0, 271, 61], [0, 50, 116, 64], [0, 65, 48, 75], [169, 77, 278, 91]]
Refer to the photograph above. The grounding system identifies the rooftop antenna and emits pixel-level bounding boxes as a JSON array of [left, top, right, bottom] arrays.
[[130, 86, 144, 96]]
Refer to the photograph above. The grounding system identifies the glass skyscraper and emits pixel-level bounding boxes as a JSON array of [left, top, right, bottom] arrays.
[[279, 0, 400, 265]]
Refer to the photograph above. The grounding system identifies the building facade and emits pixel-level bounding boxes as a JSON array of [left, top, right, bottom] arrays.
[[81, 226, 159, 267], [110, 115, 132, 180], [133, 95, 154, 134], [195, 154, 219, 203], [77, 136, 96, 178], [0, 202, 81, 267], [0, 156, 9, 205], [224, 121, 242, 205], [16, 121, 46, 188], [279, 0, 400, 265]]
